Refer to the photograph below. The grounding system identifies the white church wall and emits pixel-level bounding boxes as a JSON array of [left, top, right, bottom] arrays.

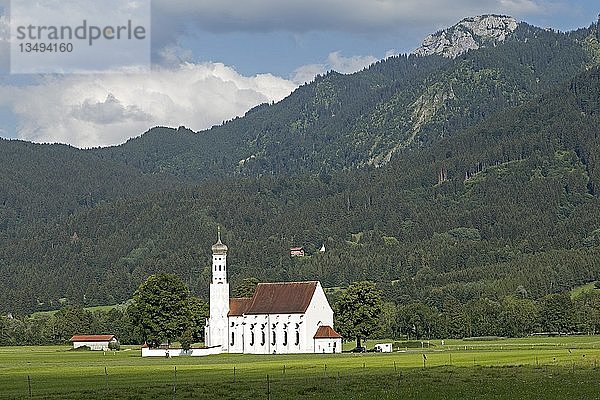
[[249, 315, 270, 354], [228, 315, 246, 353], [241, 315, 258, 354], [269, 313, 305, 354], [304, 283, 334, 353], [231, 313, 312, 354]]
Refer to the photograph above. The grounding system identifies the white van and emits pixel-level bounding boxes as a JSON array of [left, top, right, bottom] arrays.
[[374, 343, 393, 353]]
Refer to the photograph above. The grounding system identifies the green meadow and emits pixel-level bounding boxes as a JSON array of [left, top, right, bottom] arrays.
[[2, 336, 600, 399]]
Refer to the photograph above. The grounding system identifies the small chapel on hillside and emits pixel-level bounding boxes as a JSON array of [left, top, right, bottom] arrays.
[[205, 229, 342, 354]]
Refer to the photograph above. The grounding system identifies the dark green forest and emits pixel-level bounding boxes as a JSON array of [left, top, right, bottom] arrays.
[[1, 18, 600, 336]]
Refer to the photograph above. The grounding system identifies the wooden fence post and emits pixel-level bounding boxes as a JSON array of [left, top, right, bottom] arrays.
[[267, 374, 271, 400], [172, 366, 177, 400]]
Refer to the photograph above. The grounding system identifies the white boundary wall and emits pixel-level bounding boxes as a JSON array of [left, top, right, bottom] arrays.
[[142, 346, 222, 357]]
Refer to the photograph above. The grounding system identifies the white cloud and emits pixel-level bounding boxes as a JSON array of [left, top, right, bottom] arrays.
[[0, 14, 8, 71], [385, 49, 399, 58], [292, 63, 327, 85], [158, 44, 195, 66], [327, 51, 378, 74], [71, 93, 151, 125], [292, 51, 382, 84], [499, 0, 544, 14], [1, 62, 297, 148]]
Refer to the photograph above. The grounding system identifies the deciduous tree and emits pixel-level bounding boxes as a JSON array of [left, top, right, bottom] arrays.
[[334, 281, 383, 347], [131, 274, 192, 347]]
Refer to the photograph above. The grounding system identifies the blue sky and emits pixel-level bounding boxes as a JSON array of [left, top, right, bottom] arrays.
[[176, 1, 599, 77], [0, 0, 598, 147]]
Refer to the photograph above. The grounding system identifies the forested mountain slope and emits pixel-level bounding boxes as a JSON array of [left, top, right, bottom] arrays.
[[0, 139, 176, 231], [2, 65, 600, 314], [93, 20, 600, 181], [0, 140, 177, 233]]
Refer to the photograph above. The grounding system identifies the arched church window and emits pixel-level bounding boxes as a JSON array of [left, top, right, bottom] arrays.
[[272, 330, 276, 346], [261, 330, 266, 346], [250, 331, 254, 346], [295, 330, 300, 346], [231, 332, 235, 346], [283, 330, 288, 346]]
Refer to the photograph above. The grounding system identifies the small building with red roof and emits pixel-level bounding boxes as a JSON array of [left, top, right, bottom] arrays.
[[290, 247, 305, 257], [70, 335, 117, 351], [314, 325, 342, 353]]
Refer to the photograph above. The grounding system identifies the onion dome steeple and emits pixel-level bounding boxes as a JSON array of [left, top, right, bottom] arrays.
[[212, 226, 228, 254]]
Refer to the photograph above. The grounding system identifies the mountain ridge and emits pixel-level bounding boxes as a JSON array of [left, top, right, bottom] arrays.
[[93, 20, 597, 181], [414, 14, 518, 58]]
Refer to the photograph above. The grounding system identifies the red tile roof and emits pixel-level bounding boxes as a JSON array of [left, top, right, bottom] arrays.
[[229, 298, 253, 316], [70, 335, 115, 342], [313, 325, 342, 339], [244, 281, 318, 315]]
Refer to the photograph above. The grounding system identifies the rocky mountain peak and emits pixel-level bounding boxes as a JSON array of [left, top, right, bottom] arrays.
[[414, 15, 518, 59]]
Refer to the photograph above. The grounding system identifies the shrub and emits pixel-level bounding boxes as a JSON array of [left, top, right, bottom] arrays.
[[108, 341, 121, 351]]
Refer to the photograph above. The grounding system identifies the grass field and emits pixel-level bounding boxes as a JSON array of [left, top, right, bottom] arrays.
[[3, 336, 600, 399], [570, 281, 600, 299], [30, 303, 128, 318]]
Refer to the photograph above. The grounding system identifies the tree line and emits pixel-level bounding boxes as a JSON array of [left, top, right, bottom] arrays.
[[384, 290, 600, 340], [2, 276, 599, 347]]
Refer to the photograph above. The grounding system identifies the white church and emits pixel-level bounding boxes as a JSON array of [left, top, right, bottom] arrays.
[[205, 229, 342, 354]]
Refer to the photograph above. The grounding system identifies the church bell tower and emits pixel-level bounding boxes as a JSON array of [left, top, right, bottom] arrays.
[[206, 227, 230, 350]]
